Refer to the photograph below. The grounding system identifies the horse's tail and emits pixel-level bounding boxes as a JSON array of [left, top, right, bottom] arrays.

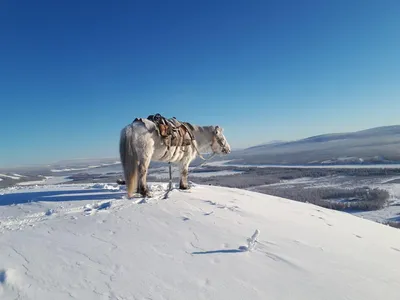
[[119, 125, 138, 198]]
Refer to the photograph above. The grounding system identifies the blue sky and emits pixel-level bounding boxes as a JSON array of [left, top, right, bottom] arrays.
[[1, 0, 399, 166]]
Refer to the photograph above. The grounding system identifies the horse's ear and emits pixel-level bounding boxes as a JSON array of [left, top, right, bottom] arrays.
[[214, 126, 222, 134]]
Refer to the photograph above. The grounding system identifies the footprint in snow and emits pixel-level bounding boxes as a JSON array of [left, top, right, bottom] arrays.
[[222, 243, 231, 249], [204, 200, 217, 206], [84, 201, 112, 216], [212, 257, 221, 264], [0, 268, 22, 293], [45, 209, 55, 216], [0, 270, 5, 283], [197, 278, 211, 288]]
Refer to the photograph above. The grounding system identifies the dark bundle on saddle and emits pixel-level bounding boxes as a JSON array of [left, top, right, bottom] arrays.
[[146, 113, 195, 149]]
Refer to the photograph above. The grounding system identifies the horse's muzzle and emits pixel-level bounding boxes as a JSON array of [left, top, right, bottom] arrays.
[[222, 147, 231, 154]]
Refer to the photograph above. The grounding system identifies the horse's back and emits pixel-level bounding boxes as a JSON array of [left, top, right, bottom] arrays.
[[122, 118, 157, 136], [121, 118, 161, 156]]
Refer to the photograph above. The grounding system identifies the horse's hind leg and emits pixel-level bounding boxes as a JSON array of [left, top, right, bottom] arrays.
[[138, 151, 153, 197]]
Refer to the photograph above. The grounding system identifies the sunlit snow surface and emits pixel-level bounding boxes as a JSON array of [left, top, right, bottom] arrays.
[[0, 182, 400, 299]]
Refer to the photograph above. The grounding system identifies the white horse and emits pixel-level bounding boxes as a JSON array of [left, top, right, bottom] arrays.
[[119, 117, 231, 198]]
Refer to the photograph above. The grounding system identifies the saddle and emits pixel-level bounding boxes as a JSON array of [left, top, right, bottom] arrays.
[[135, 113, 195, 149]]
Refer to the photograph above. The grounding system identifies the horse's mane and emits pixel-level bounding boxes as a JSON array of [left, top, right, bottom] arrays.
[[184, 122, 214, 133]]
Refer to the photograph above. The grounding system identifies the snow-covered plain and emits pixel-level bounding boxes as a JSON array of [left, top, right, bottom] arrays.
[[0, 174, 23, 180], [50, 161, 120, 173], [208, 160, 400, 169], [1, 182, 400, 299], [16, 176, 72, 186], [150, 167, 244, 179], [248, 175, 400, 224]]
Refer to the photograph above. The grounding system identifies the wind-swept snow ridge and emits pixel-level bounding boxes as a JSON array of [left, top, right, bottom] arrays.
[[0, 182, 399, 300]]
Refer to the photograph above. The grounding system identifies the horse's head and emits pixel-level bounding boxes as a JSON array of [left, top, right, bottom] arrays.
[[211, 126, 231, 155]]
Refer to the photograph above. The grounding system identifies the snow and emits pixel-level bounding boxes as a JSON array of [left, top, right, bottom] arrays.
[[152, 170, 243, 179], [0, 174, 22, 180], [321, 157, 364, 164], [353, 205, 400, 223], [91, 183, 121, 190], [190, 170, 244, 177], [12, 174, 25, 178], [0, 183, 400, 299], [50, 166, 95, 172], [50, 161, 120, 173], [209, 160, 400, 169], [147, 165, 243, 179], [248, 175, 400, 224], [16, 176, 72, 186]]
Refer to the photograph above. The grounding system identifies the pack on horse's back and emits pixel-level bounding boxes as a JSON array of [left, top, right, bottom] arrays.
[[138, 113, 195, 150]]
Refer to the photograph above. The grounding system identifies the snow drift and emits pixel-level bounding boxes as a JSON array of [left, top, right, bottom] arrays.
[[0, 182, 399, 299]]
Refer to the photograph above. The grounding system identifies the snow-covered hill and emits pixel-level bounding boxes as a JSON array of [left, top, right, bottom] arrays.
[[1, 182, 400, 299], [225, 125, 400, 165]]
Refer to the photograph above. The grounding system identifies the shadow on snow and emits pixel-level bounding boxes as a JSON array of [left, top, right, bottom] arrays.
[[192, 249, 244, 255], [0, 189, 124, 206]]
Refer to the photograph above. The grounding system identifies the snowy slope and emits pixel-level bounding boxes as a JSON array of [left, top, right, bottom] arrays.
[[1, 183, 400, 300]]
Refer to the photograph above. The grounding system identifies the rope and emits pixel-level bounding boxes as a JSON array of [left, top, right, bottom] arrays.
[[191, 139, 207, 160], [163, 151, 216, 199], [163, 162, 173, 199], [168, 162, 172, 190], [189, 152, 217, 171]]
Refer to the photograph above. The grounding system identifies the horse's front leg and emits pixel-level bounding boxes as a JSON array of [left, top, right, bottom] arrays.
[[179, 162, 190, 190]]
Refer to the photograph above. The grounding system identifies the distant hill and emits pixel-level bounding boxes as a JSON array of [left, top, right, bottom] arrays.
[[223, 125, 400, 165]]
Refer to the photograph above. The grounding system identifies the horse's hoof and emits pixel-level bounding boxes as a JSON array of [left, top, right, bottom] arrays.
[[179, 185, 190, 190], [139, 188, 151, 198], [117, 179, 126, 185]]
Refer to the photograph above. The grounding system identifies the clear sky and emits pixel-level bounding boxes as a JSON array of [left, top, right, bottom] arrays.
[[1, 0, 399, 167]]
